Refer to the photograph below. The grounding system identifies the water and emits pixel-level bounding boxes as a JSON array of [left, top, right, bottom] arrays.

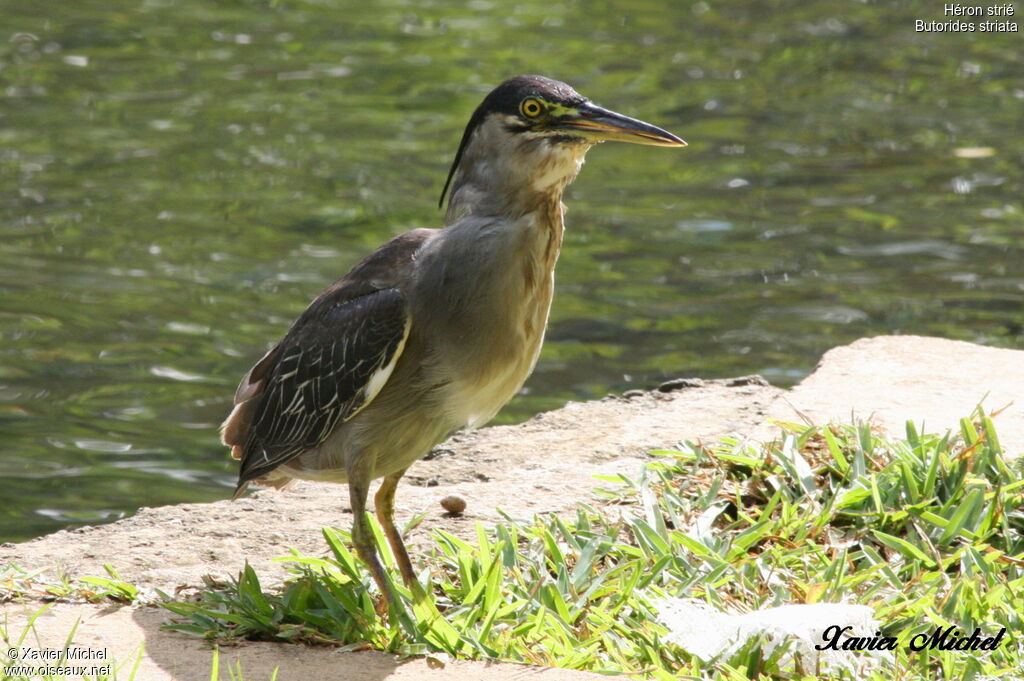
[[1, 0, 1021, 542]]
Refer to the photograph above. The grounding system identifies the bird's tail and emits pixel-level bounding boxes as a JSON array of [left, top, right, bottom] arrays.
[[231, 481, 250, 501]]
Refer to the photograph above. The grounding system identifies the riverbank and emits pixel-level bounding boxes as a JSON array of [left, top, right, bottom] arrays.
[[3, 335, 1021, 681]]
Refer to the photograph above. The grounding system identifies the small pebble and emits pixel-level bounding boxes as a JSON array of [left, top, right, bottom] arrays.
[[440, 495, 466, 515]]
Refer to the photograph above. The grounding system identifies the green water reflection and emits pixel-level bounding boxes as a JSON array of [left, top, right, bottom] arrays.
[[1, 0, 1021, 542]]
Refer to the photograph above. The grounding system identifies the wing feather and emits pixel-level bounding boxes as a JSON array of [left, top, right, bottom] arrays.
[[233, 288, 410, 486], [221, 228, 434, 492]]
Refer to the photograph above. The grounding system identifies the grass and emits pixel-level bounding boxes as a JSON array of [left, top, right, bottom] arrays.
[[1, 564, 140, 606], [147, 410, 1024, 677]]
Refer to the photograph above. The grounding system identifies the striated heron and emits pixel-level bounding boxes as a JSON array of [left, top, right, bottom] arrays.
[[221, 75, 685, 609]]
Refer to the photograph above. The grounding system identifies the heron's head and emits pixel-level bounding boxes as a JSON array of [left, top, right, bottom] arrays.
[[440, 75, 685, 212]]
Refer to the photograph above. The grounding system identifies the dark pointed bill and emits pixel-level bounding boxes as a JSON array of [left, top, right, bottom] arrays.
[[557, 103, 686, 147]]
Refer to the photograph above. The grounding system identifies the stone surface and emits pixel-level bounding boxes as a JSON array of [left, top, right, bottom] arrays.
[[760, 336, 1024, 456], [1, 378, 779, 593], [3, 336, 1022, 681], [1, 603, 606, 681]]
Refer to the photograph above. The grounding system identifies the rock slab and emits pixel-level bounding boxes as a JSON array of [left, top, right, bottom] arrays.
[[762, 336, 1024, 455]]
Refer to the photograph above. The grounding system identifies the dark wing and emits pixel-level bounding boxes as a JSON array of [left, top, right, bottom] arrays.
[[235, 289, 409, 485], [221, 228, 433, 492]]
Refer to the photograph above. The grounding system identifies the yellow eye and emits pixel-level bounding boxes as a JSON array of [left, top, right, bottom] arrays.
[[520, 98, 543, 118]]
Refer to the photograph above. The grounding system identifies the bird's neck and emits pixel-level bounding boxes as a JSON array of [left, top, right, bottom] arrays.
[[444, 121, 589, 225]]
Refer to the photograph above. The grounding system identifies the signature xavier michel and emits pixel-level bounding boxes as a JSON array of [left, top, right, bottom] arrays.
[[817, 625, 1008, 652]]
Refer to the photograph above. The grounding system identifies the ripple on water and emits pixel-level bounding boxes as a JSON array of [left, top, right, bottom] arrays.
[[150, 366, 209, 382], [35, 508, 126, 523], [72, 440, 133, 453], [837, 240, 969, 260], [165, 321, 212, 335], [676, 219, 734, 233], [791, 306, 870, 324]]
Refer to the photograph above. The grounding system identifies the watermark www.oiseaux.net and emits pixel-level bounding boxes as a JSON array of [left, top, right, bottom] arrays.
[[4, 646, 112, 678], [916, 2, 1018, 32]]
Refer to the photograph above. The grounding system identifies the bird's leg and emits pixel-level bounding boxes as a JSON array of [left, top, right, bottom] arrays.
[[374, 467, 417, 589], [348, 473, 399, 609]]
